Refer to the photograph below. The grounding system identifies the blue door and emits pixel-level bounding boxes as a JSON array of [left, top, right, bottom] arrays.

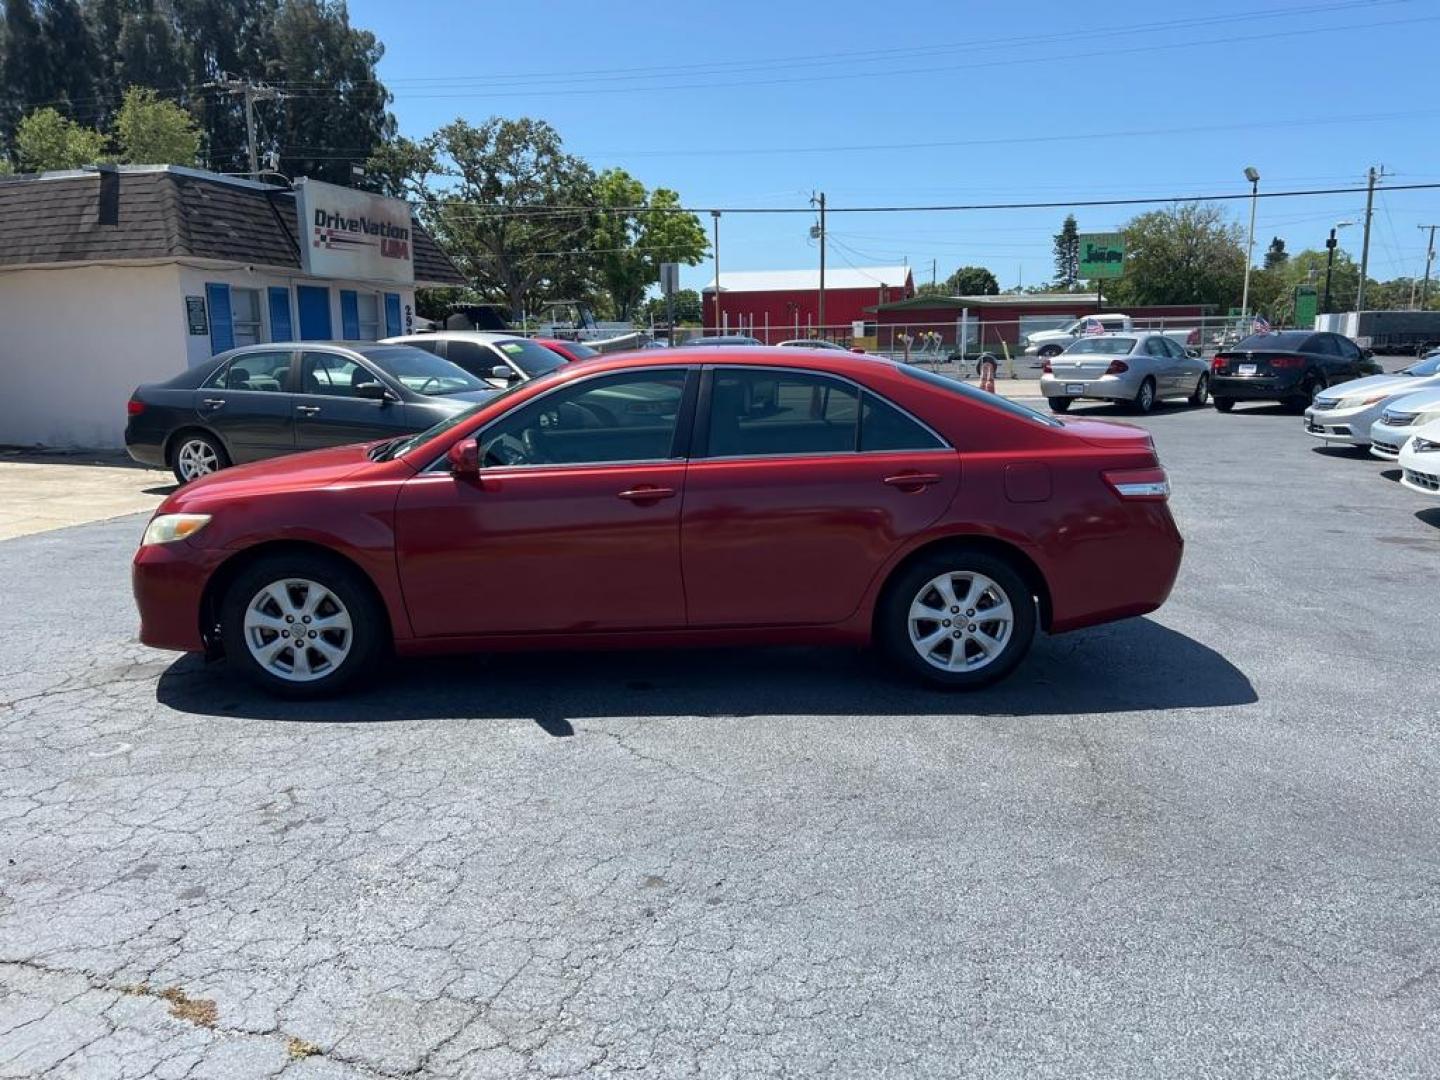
[[268, 287, 294, 341], [384, 292, 403, 337], [297, 285, 332, 340]]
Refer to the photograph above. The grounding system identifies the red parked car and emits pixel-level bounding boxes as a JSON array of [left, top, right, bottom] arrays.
[[534, 337, 601, 363], [132, 349, 1183, 697]]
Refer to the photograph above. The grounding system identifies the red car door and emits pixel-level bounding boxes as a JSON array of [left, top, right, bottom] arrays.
[[681, 367, 959, 628], [394, 369, 695, 638]]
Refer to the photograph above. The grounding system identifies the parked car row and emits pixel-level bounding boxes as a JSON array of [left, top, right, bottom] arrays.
[[1301, 350, 1440, 498]]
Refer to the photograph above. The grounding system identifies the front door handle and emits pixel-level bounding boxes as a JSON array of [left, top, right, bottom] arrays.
[[617, 486, 676, 503], [201, 398, 225, 410], [882, 472, 942, 490], [295, 405, 321, 416]]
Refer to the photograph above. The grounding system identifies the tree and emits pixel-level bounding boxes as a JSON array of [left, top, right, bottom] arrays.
[[640, 288, 702, 325], [945, 265, 999, 296], [1249, 248, 1358, 321], [14, 107, 107, 170], [379, 117, 597, 320], [114, 86, 198, 164], [1, 0, 49, 152], [1263, 236, 1288, 270], [1052, 213, 1080, 289], [589, 168, 707, 321], [1104, 203, 1246, 308]]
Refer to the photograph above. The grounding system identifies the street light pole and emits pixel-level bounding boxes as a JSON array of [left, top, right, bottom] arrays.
[[1240, 166, 1260, 324], [1323, 221, 1353, 315], [1419, 224, 1439, 309]]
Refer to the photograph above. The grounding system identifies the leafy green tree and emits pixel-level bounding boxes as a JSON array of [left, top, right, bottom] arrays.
[[945, 265, 999, 296], [114, 85, 199, 164], [640, 288, 702, 325], [377, 117, 597, 320], [1104, 203, 1245, 308], [15, 106, 107, 170], [589, 168, 707, 321], [1052, 213, 1079, 288], [1250, 248, 1358, 321], [1, 0, 49, 150]]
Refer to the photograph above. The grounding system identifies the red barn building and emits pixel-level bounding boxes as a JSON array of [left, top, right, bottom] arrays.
[[702, 265, 913, 343]]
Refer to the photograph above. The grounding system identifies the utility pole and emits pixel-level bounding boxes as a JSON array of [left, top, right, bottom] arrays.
[[1356, 165, 1384, 312], [710, 210, 721, 335], [1418, 224, 1438, 309], [212, 75, 282, 180], [811, 192, 827, 337], [931, 258, 937, 289]]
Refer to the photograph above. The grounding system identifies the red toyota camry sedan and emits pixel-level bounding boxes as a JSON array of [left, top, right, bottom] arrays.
[[132, 348, 1183, 697]]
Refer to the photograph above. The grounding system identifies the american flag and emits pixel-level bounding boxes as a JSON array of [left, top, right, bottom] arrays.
[[1084, 318, 1106, 336], [1252, 314, 1272, 334]]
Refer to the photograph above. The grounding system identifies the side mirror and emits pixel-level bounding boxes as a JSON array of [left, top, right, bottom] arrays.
[[1187, 348, 1201, 359], [490, 364, 518, 382], [354, 381, 394, 401], [447, 438, 480, 477]]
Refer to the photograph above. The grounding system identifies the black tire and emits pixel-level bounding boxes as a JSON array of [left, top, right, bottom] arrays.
[[169, 431, 229, 485], [1286, 376, 1322, 413], [1188, 373, 1210, 407], [1039, 345, 1063, 359], [1048, 397, 1073, 413], [220, 552, 388, 698], [1132, 377, 1157, 414], [878, 549, 1037, 690], [1213, 397, 1235, 412]]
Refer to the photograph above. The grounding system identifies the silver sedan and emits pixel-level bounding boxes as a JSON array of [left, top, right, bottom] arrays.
[[1040, 333, 1210, 414]]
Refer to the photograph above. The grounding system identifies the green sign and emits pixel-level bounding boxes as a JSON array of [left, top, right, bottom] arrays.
[[1077, 232, 1125, 280], [1293, 285, 1317, 328]]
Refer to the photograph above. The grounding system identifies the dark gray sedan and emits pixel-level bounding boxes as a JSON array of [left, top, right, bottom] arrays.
[[125, 342, 496, 483]]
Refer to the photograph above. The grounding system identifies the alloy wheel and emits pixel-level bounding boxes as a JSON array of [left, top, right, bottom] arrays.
[[176, 439, 219, 481], [907, 571, 1014, 672], [242, 579, 354, 683]]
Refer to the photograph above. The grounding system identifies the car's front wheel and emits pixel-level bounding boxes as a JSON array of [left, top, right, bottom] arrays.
[[879, 550, 1037, 689], [221, 553, 387, 698], [1189, 373, 1210, 407], [171, 432, 228, 484], [1213, 397, 1235, 412]]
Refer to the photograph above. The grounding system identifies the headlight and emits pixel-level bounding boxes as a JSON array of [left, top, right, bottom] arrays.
[[1413, 438, 1439, 454], [1341, 394, 1387, 409], [141, 513, 211, 546]]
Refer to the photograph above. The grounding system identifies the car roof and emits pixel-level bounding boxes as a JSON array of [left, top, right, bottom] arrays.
[[536, 345, 891, 378], [382, 331, 532, 344]]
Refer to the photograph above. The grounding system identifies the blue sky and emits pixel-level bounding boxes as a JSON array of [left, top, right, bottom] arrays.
[[349, 0, 1440, 294]]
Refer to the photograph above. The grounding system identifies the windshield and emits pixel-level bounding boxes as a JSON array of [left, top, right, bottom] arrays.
[[1401, 354, 1440, 377], [902, 365, 1062, 427], [495, 338, 567, 377], [375, 367, 561, 461], [1065, 337, 1136, 355], [358, 346, 486, 396]]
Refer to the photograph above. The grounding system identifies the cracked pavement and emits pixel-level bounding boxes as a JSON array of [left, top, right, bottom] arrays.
[[1, 406, 1437, 1078]]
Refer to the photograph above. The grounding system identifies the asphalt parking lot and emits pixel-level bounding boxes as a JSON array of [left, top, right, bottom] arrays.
[[2, 397, 1438, 1078]]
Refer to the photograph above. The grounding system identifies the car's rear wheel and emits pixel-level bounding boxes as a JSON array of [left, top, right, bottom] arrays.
[[1287, 376, 1323, 412], [879, 550, 1037, 689], [221, 553, 386, 698], [1189, 373, 1210, 407], [171, 432, 228, 484], [1048, 397, 1073, 413], [1132, 377, 1157, 414], [1213, 397, 1235, 412]]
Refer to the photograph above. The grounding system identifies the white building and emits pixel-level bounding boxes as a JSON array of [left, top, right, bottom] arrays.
[[0, 165, 464, 448]]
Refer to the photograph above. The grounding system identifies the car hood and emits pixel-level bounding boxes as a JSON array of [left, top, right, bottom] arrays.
[[1317, 373, 1428, 402], [157, 443, 386, 514], [434, 388, 500, 408], [1382, 387, 1440, 415]]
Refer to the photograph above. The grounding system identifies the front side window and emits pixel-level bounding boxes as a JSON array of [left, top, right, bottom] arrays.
[[203, 349, 293, 392], [231, 288, 263, 347], [479, 370, 688, 467], [1144, 338, 1168, 358], [302, 351, 368, 398], [707, 370, 859, 457], [1307, 335, 1337, 356]]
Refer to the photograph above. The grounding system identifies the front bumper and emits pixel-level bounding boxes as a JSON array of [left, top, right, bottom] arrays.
[[1303, 406, 1375, 446], [1399, 456, 1440, 496], [1040, 372, 1137, 402], [132, 540, 227, 653], [1368, 422, 1412, 460]]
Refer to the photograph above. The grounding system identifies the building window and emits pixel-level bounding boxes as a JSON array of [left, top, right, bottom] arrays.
[[356, 292, 380, 340], [231, 288, 263, 346]]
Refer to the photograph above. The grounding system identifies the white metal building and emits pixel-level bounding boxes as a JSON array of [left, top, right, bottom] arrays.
[[0, 165, 464, 449]]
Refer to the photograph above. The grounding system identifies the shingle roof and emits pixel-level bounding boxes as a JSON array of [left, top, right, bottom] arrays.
[[704, 265, 912, 293], [0, 166, 465, 287]]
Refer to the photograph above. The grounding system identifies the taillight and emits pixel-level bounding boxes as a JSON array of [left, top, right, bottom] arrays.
[[1270, 355, 1304, 368], [126, 398, 145, 416], [1103, 466, 1170, 501], [1041, 357, 1053, 374], [1211, 355, 1227, 372], [1105, 359, 1129, 375]]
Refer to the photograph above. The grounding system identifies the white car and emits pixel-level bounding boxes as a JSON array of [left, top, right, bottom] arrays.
[[1368, 387, 1440, 460], [1304, 354, 1440, 448], [380, 331, 566, 389], [1397, 416, 1440, 496]]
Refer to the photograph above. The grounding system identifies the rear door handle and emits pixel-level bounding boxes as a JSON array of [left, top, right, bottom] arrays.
[[295, 405, 321, 416], [883, 472, 943, 489], [617, 486, 676, 503]]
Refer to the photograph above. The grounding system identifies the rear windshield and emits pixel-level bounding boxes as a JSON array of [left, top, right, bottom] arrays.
[[1234, 331, 1310, 350], [902, 365, 1062, 427], [1065, 337, 1136, 354], [494, 338, 567, 378]]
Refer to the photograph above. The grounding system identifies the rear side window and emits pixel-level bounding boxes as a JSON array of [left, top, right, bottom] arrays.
[[707, 370, 859, 457], [1306, 335, 1337, 356], [860, 393, 945, 451], [203, 350, 292, 392]]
